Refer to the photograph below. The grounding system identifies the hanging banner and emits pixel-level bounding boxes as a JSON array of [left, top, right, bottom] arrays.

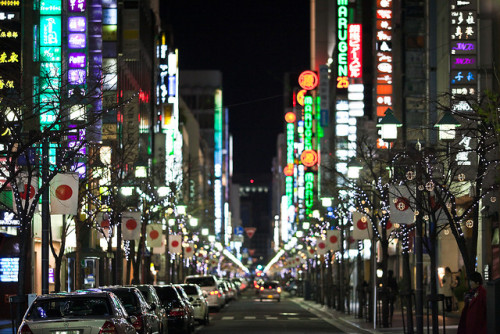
[[389, 185, 415, 225], [121, 211, 141, 240], [146, 224, 162, 248], [326, 230, 341, 252], [50, 172, 79, 215], [316, 238, 329, 255], [184, 243, 195, 258], [169, 234, 182, 254], [96, 212, 111, 238], [12, 172, 39, 213], [352, 211, 373, 239]]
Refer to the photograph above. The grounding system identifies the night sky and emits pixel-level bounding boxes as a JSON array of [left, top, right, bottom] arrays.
[[163, 1, 310, 175]]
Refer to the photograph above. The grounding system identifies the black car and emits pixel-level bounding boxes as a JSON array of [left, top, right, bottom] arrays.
[[134, 284, 169, 334], [154, 285, 195, 334], [100, 286, 161, 334]]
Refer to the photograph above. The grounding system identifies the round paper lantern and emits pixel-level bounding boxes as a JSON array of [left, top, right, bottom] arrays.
[[301, 150, 318, 167]]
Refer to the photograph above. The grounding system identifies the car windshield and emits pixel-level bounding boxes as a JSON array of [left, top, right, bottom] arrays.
[[185, 277, 216, 286], [154, 287, 179, 301], [26, 297, 111, 320], [181, 285, 198, 295]]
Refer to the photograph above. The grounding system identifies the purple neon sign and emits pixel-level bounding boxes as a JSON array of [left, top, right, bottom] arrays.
[[68, 69, 86, 85], [68, 16, 86, 32], [68, 33, 86, 49], [68, 0, 86, 13], [68, 53, 86, 68]]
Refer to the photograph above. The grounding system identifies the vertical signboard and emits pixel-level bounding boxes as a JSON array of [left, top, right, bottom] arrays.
[[0, 0, 21, 95], [375, 0, 393, 148], [214, 89, 223, 238]]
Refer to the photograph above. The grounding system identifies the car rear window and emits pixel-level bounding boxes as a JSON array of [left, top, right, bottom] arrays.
[[26, 297, 111, 320], [181, 285, 198, 295], [154, 287, 180, 302], [263, 282, 279, 289], [107, 290, 140, 314], [185, 276, 216, 286]]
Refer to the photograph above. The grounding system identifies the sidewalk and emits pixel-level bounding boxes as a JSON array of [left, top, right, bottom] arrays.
[[294, 297, 461, 334]]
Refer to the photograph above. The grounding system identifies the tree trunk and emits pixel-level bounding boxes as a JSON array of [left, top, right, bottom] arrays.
[[381, 237, 390, 327], [401, 227, 414, 334]]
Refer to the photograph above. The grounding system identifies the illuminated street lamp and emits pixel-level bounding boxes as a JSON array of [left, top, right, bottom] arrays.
[[434, 112, 460, 141], [376, 108, 402, 142]]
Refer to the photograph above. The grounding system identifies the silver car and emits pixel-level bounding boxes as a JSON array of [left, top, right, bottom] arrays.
[[18, 291, 137, 334], [180, 284, 209, 325]]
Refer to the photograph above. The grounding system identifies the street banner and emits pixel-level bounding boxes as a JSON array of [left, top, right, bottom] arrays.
[[184, 243, 195, 258], [169, 234, 182, 254], [316, 238, 329, 255], [326, 230, 341, 251], [121, 212, 141, 240], [50, 172, 79, 215], [306, 247, 316, 258], [122, 211, 141, 240], [245, 227, 257, 239], [352, 211, 372, 239], [12, 172, 38, 213], [96, 212, 111, 238], [378, 219, 396, 236], [389, 184, 415, 224], [147, 224, 162, 248]]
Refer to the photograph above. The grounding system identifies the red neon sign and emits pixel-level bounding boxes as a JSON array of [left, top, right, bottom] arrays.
[[284, 163, 294, 176], [285, 112, 296, 123], [300, 150, 318, 167], [298, 71, 319, 90], [348, 24, 362, 78]]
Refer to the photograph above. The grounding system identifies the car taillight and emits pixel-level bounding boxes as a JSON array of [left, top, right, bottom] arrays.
[[277, 287, 282, 293], [169, 308, 186, 317], [132, 315, 143, 331], [260, 287, 264, 291], [99, 321, 117, 334], [19, 324, 33, 334]]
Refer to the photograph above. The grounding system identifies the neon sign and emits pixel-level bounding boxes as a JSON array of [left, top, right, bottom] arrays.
[[298, 70, 319, 90], [68, 16, 86, 32], [68, 53, 86, 68], [68, 33, 86, 48], [40, 16, 61, 46], [337, 0, 348, 89], [348, 24, 362, 78], [301, 150, 318, 167], [0, 258, 19, 282]]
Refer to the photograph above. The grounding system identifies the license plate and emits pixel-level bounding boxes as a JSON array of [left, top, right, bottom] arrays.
[[52, 331, 80, 334], [267, 295, 274, 298]]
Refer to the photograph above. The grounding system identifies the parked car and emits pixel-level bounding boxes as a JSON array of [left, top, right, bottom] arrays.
[[134, 284, 169, 334], [172, 285, 195, 330], [180, 284, 209, 325], [100, 286, 161, 334], [18, 290, 137, 334], [154, 284, 194, 334], [184, 275, 224, 311], [259, 281, 282, 302], [285, 278, 303, 296]]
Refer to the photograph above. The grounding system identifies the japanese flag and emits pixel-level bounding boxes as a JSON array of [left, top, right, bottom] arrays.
[[146, 224, 162, 248], [121, 212, 141, 240], [389, 185, 415, 225], [184, 243, 195, 258], [97, 212, 111, 238], [379, 219, 396, 237], [326, 230, 341, 252], [169, 234, 182, 254], [50, 173, 79, 215], [307, 247, 316, 258], [352, 211, 373, 240], [316, 238, 329, 255], [12, 172, 38, 213]]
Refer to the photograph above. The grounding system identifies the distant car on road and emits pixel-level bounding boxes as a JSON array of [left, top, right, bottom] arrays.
[[184, 275, 224, 311], [18, 290, 137, 334], [180, 283, 209, 325], [259, 281, 282, 302]]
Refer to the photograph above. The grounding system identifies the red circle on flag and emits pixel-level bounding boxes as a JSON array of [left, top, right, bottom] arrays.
[[126, 219, 137, 230], [100, 220, 110, 228], [309, 249, 315, 255], [150, 230, 159, 239], [20, 185, 35, 200], [318, 242, 326, 249], [171, 240, 179, 247], [348, 236, 355, 243], [55, 185, 73, 201], [186, 247, 192, 253], [329, 235, 338, 243], [386, 220, 393, 230], [357, 219, 367, 230]]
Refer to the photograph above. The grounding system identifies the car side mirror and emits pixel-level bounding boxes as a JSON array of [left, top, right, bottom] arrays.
[[128, 315, 138, 324]]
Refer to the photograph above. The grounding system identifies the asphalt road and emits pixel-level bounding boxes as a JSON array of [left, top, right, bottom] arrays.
[[195, 289, 350, 334]]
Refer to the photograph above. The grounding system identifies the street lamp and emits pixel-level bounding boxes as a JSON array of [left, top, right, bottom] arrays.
[[376, 108, 402, 142], [434, 112, 460, 142]]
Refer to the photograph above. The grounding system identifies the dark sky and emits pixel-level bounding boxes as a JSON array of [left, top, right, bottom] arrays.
[[163, 1, 310, 175]]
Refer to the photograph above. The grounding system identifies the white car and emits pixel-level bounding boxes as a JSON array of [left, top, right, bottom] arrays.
[[259, 281, 282, 302], [180, 284, 210, 325], [18, 291, 137, 334], [184, 275, 224, 311]]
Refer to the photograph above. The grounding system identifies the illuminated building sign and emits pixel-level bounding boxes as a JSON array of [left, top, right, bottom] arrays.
[[303, 94, 315, 212], [301, 150, 318, 167], [68, 0, 86, 13], [40, 47, 61, 62], [68, 69, 86, 85], [214, 89, 223, 238], [40, 0, 62, 14], [296, 89, 306, 106], [68, 33, 86, 48], [449, 0, 477, 112], [40, 16, 61, 46], [286, 122, 294, 206], [0, 0, 21, 91], [285, 111, 296, 123], [68, 16, 86, 32], [304, 172, 314, 211], [68, 52, 86, 68], [303, 95, 313, 150], [348, 24, 362, 78], [0, 257, 19, 282], [298, 70, 319, 90], [337, 0, 348, 90]]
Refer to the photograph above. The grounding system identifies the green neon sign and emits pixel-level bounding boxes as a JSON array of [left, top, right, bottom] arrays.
[[40, 0, 62, 15], [305, 172, 314, 209], [40, 47, 62, 62], [337, 2, 348, 77], [304, 95, 313, 151], [40, 16, 62, 46]]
